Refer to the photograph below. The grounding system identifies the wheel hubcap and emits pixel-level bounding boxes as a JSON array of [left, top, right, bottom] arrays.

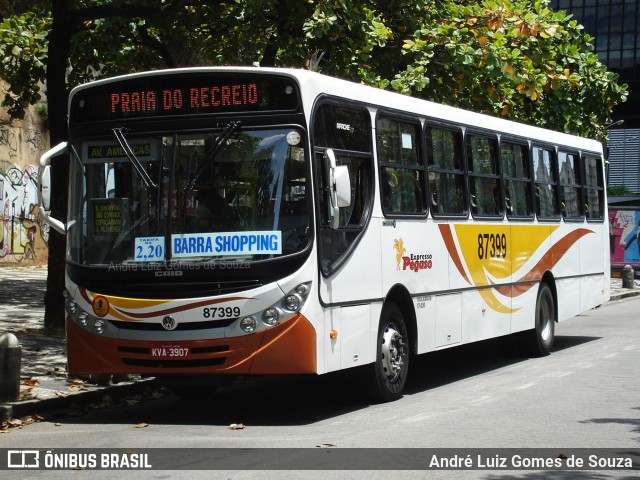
[[381, 325, 405, 382]]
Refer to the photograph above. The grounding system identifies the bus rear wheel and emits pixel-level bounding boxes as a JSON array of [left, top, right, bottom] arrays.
[[521, 283, 555, 357], [366, 302, 409, 403]]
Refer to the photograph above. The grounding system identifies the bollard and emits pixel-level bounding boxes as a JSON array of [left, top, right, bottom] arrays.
[[621, 264, 635, 289], [0, 333, 22, 401]]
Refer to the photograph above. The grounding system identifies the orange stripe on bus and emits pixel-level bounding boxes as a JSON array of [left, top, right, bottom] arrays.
[[438, 224, 471, 284]]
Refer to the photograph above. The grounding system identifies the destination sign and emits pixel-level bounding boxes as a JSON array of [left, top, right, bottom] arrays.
[[70, 73, 300, 123]]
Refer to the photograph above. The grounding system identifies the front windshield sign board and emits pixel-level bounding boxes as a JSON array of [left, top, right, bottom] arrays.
[[91, 198, 129, 237], [83, 141, 157, 164], [171, 231, 282, 258]]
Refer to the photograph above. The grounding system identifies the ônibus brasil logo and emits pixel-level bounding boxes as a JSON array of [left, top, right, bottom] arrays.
[[393, 238, 433, 273]]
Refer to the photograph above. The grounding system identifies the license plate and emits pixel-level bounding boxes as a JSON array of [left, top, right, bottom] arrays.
[[150, 344, 191, 358]]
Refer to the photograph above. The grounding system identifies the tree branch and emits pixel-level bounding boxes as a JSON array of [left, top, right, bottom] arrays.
[[136, 24, 176, 68]]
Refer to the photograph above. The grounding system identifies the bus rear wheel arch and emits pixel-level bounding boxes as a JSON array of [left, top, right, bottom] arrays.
[[520, 281, 556, 357]]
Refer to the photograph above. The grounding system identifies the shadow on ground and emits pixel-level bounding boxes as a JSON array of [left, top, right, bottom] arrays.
[[55, 334, 602, 428]]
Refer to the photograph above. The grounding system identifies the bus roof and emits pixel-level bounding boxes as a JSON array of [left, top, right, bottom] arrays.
[[69, 66, 603, 154]]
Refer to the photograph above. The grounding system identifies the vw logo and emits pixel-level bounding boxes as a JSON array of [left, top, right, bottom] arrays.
[[162, 316, 177, 331]]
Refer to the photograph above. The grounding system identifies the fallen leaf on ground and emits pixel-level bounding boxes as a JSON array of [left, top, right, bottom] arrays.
[[21, 378, 39, 387], [228, 423, 245, 430], [134, 423, 149, 428], [68, 385, 91, 392]]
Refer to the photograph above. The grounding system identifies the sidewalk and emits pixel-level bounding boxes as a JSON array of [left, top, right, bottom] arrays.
[[1, 266, 639, 423], [0, 266, 160, 423]]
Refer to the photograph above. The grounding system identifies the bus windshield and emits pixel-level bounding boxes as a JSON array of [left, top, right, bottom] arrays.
[[67, 127, 309, 266]]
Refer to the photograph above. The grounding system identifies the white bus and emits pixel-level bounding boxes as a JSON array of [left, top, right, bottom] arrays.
[[39, 67, 609, 402]]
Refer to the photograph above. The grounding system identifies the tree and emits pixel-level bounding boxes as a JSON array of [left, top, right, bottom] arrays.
[[391, 0, 627, 141], [0, 0, 628, 331]]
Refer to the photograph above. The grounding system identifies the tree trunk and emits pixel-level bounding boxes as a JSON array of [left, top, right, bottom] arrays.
[[44, 0, 72, 334]]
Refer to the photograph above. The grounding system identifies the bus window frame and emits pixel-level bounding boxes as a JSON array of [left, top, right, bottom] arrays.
[[499, 135, 535, 221], [464, 128, 503, 220], [581, 151, 606, 223], [557, 149, 584, 222], [375, 111, 427, 219], [531, 142, 561, 222], [424, 119, 469, 219]]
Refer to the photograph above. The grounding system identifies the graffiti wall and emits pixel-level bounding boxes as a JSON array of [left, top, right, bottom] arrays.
[[609, 209, 640, 267], [0, 98, 50, 266]]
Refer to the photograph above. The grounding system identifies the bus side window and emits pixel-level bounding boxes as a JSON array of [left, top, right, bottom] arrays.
[[583, 154, 604, 220], [532, 145, 559, 219], [500, 141, 533, 218], [558, 151, 583, 220], [466, 133, 501, 217], [376, 116, 425, 215], [426, 126, 466, 216]]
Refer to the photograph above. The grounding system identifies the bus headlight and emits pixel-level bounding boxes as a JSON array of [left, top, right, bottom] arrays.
[[78, 311, 90, 327], [93, 319, 106, 335], [66, 300, 78, 315], [284, 294, 301, 312], [262, 308, 280, 326], [240, 317, 257, 333], [236, 282, 311, 334]]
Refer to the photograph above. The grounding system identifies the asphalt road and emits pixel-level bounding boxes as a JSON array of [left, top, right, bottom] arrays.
[[1, 294, 639, 479]]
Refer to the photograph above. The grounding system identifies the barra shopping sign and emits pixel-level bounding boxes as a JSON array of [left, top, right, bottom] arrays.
[[171, 231, 281, 258]]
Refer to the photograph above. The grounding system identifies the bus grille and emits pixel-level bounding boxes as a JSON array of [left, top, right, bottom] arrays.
[[117, 345, 229, 368], [108, 318, 235, 331], [121, 358, 226, 368]]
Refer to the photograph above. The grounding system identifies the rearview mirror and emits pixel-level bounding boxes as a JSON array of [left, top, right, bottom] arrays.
[[324, 149, 351, 229], [38, 142, 68, 235]]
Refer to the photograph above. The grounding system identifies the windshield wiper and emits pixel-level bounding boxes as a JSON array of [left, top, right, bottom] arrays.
[[113, 127, 158, 189], [184, 121, 241, 192]]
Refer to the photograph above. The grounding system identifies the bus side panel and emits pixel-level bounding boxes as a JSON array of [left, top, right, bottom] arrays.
[[380, 219, 449, 355], [319, 222, 382, 305], [551, 224, 582, 322], [580, 221, 609, 310], [380, 220, 449, 295], [414, 295, 436, 354], [319, 222, 382, 373], [461, 288, 511, 344], [451, 221, 512, 344], [555, 276, 581, 323], [510, 224, 554, 333], [322, 304, 374, 373]]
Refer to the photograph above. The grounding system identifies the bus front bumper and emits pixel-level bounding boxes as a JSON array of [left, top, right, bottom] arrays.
[[65, 313, 317, 376]]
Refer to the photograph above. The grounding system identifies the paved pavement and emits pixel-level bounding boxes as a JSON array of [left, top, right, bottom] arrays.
[[1, 265, 639, 424]]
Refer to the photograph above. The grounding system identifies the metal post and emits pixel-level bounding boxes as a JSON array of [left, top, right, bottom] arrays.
[[0, 333, 22, 401], [621, 264, 635, 289]]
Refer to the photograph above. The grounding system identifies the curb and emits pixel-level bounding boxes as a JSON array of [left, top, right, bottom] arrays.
[[608, 290, 640, 302], [0, 378, 160, 422]]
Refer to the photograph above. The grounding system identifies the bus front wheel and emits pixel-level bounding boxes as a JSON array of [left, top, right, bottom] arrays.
[[366, 302, 409, 403]]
